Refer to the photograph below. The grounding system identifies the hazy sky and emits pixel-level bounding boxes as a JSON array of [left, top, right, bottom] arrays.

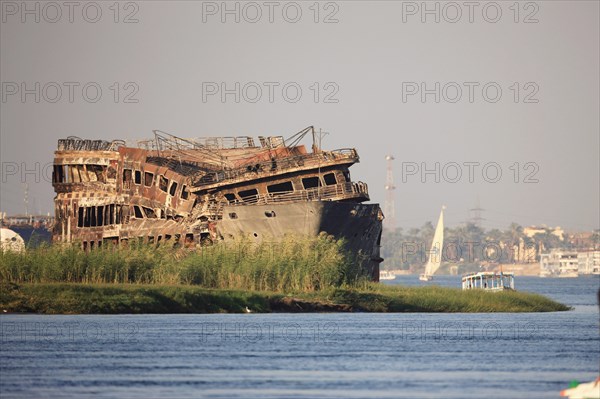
[[1, 1, 598, 231]]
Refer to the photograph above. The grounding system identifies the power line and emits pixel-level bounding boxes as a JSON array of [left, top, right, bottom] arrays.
[[468, 196, 485, 227]]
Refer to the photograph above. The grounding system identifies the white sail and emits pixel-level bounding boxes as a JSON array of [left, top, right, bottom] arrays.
[[423, 206, 445, 277]]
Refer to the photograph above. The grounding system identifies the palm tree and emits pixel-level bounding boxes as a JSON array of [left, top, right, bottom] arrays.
[[533, 228, 563, 253], [502, 223, 524, 263]]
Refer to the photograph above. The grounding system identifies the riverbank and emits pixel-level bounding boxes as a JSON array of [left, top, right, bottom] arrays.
[[0, 282, 570, 314]]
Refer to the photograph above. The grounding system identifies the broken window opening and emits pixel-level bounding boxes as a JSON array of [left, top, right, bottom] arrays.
[[133, 205, 144, 219], [134, 170, 142, 185], [238, 188, 258, 200], [54, 165, 64, 183], [267, 181, 293, 194], [71, 165, 81, 183], [159, 175, 169, 192], [123, 169, 133, 183], [144, 172, 154, 187], [169, 181, 178, 196], [181, 185, 190, 200], [107, 166, 117, 180], [97, 206, 104, 226], [143, 207, 157, 218], [79, 165, 89, 183], [84, 207, 91, 227], [323, 173, 337, 186], [302, 176, 321, 189], [88, 165, 105, 182]]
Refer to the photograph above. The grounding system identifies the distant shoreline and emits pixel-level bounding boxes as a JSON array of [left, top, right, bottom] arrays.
[[385, 263, 543, 276], [1, 283, 571, 314]]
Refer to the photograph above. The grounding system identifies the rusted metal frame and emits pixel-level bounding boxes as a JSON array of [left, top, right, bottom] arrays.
[[283, 126, 314, 148], [189, 151, 358, 192], [152, 130, 228, 164]]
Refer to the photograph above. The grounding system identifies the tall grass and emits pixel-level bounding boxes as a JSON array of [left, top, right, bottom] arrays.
[[0, 234, 369, 292]]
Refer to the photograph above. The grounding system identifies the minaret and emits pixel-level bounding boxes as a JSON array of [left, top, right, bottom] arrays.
[[384, 155, 396, 232]]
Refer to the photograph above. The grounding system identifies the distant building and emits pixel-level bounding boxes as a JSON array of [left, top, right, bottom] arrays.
[[577, 250, 600, 274], [524, 225, 565, 240], [540, 249, 600, 276]]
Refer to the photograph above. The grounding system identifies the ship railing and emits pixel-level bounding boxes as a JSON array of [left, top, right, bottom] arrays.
[[328, 148, 357, 158], [191, 149, 359, 188], [229, 181, 369, 206], [145, 156, 220, 175], [197, 136, 257, 149], [57, 137, 123, 152], [150, 131, 259, 151]]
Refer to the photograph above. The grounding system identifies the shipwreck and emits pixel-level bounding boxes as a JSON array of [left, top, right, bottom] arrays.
[[51, 126, 384, 280]]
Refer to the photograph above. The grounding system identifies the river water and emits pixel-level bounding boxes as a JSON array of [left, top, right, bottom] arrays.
[[1, 276, 598, 398]]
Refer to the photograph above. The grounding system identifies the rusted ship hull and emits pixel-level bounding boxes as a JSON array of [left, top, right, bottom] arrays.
[[218, 202, 383, 279], [51, 127, 383, 280]]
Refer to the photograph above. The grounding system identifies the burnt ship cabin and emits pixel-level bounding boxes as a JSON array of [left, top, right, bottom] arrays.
[[51, 126, 384, 279]]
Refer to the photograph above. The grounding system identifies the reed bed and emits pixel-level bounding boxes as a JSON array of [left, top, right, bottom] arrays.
[[0, 234, 368, 292]]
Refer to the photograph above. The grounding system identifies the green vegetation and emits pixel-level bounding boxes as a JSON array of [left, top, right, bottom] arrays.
[[0, 282, 570, 314], [0, 234, 366, 291], [0, 282, 273, 314], [329, 284, 570, 313], [0, 234, 570, 314]]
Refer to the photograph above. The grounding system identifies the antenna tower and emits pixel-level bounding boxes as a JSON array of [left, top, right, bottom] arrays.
[[384, 155, 396, 232]]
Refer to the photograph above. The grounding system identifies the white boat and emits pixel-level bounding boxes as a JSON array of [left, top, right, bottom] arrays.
[[379, 270, 396, 280], [462, 272, 515, 291], [419, 206, 445, 282]]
